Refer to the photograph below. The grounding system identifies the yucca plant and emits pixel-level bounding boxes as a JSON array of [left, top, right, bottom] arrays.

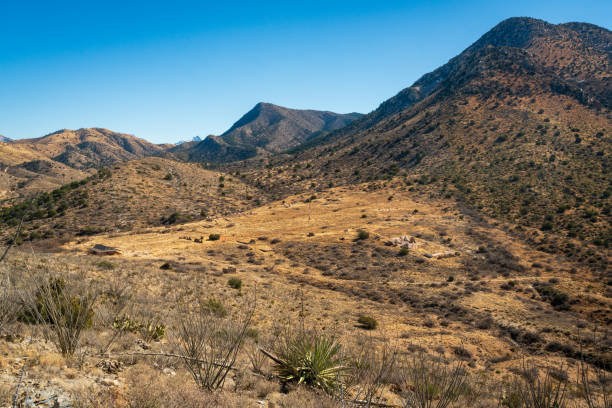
[[273, 332, 344, 393]]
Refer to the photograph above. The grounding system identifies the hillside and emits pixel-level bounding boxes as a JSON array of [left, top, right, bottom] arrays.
[[172, 103, 361, 162], [0, 157, 266, 245], [237, 18, 611, 272], [0, 128, 166, 200], [0, 135, 11, 143], [2, 182, 608, 405]]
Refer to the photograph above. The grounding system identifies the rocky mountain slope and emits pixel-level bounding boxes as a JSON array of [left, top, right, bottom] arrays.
[[173, 103, 361, 162], [238, 18, 611, 271]]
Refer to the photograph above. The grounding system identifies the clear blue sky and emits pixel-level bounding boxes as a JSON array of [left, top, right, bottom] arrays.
[[1, 0, 610, 143]]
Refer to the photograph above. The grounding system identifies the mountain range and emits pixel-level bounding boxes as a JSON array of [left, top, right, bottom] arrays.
[[0, 17, 609, 271], [171, 102, 362, 162]]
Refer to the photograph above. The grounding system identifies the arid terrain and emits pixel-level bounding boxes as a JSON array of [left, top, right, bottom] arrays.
[[0, 16, 609, 408]]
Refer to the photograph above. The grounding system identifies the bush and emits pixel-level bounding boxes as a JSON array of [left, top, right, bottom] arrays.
[[398, 247, 409, 257], [21, 277, 97, 356], [161, 212, 191, 225], [176, 300, 254, 391], [113, 315, 166, 342], [272, 332, 343, 393], [400, 352, 468, 408], [208, 233, 221, 241], [534, 283, 569, 309], [228, 277, 242, 290], [357, 315, 378, 330], [356, 230, 370, 240], [96, 261, 115, 270], [505, 362, 568, 408]]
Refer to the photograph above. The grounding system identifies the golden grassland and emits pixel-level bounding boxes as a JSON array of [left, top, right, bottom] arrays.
[[0, 182, 609, 407]]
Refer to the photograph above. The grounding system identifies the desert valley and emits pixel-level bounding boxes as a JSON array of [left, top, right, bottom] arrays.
[[0, 16, 610, 408]]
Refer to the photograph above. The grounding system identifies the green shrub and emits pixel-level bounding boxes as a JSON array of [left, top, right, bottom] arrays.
[[161, 212, 191, 225], [356, 229, 370, 240], [204, 298, 227, 317], [273, 332, 343, 393], [398, 247, 409, 256], [163, 173, 173, 180], [228, 277, 242, 290], [96, 261, 115, 270], [113, 315, 166, 341], [534, 283, 569, 309], [208, 233, 221, 241], [357, 315, 378, 330]]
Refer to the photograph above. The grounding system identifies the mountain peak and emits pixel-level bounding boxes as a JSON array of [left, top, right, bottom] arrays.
[[176, 104, 362, 162]]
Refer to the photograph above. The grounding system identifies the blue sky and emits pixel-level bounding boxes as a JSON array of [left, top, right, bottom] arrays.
[[1, 1, 610, 143]]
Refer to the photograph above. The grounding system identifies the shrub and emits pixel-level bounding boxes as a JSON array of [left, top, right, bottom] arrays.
[[357, 315, 378, 330], [113, 315, 166, 342], [356, 230, 370, 240], [208, 233, 221, 241], [21, 276, 97, 356], [534, 283, 569, 309], [176, 299, 254, 391], [228, 277, 242, 290], [161, 212, 191, 225], [204, 297, 227, 317], [164, 173, 173, 180], [272, 332, 343, 393], [96, 260, 115, 270], [399, 248, 409, 257], [399, 352, 468, 408], [505, 362, 568, 408]]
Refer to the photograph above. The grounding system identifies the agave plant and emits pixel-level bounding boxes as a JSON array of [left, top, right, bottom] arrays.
[[273, 332, 344, 393]]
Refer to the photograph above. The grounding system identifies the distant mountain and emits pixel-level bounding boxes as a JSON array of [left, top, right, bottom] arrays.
[[13, 128, 164, 170], [174, 103, 362, 162], [246, 17, 611, 270], [176, 136, 202, 145], [1, 128, 165, 199], [0, 135, 11, 143]]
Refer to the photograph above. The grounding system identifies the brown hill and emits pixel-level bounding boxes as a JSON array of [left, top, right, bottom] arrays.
[[236, 18, 611, 271], [1, 128, 165, 200], [14, 128, 165, 169], [173, 103, 361, 162], [0, 157, 266, 245]]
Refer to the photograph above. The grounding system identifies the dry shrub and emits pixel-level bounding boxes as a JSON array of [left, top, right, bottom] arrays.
[[0, 274, 18, 334], [344, 336, 397, 406], [504, 361, 568, 408], [400, 352, 469, 408], [246, 329, 279, 374], [275, 386, 341, 408], [175, 296, 254, 390], [18, 264, 98, 356], [576, 358, 610, 408], [0, 383, 12, 406], [122, 364, 250, 408]]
